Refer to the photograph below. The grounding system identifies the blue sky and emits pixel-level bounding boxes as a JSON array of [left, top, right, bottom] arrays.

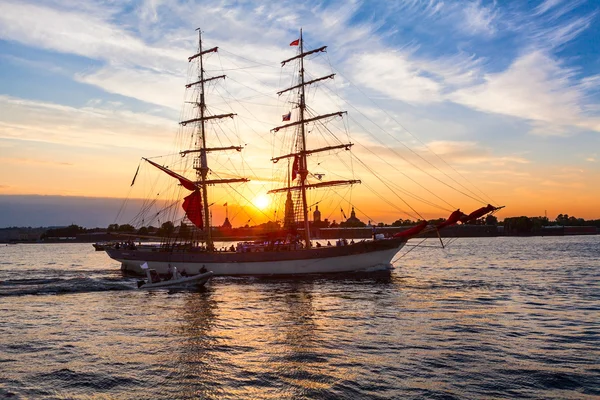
[[0, 0, 599, 227]]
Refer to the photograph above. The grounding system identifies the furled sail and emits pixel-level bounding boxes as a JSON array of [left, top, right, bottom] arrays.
[[459, 204, 497, 223], [436, 209, 467, 229], [393, 220, 429, 238], [182, 191, 204, 229]]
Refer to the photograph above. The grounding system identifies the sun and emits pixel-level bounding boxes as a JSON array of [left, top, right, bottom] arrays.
[[253, 194, 270, 210]]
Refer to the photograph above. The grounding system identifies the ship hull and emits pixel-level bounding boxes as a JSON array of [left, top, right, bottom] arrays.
[[106, 238, 406, 276]]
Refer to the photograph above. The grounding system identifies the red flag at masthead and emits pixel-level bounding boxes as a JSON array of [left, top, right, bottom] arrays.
[[290, 38, 299, 46]]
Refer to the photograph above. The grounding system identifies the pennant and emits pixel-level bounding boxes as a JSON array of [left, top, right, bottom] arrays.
[[282, 112, 291, 121], [223, 202, 228, 207], [144, 158, 197, 191], [130, 164, 140, 187], [290, 38, 299, 46], [140, 262, 149, 270]]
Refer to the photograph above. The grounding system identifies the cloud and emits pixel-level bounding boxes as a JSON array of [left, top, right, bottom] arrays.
[[534, 0, 565, 15], [4, 0, 597, 139], [528, 121, 573, 137], [348, 49, 483, 103], [534, 0, 586, 19], [421, 140, 530, 165], [461, 1, 498, 36], [0, 1, 184, 69], [0, 157, 74, 167], [76, 67, 185, 110], [540, 179, 584, 188], [450, 51, 600, 135], [0, 54, 66, 75], [530, 14, 595, 49], [0, 95, 175, 151]]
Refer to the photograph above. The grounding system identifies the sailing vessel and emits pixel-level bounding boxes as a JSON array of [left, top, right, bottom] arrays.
[[105, 29, 499, 276]]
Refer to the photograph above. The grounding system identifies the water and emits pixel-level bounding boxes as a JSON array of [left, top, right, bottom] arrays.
[[1, 237, 598, 399]]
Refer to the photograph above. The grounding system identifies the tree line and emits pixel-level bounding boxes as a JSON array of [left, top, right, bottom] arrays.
[[29, 213, 600, 240]]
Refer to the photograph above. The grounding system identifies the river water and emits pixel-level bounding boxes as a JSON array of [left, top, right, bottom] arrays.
[[0, 236, 598, 399]]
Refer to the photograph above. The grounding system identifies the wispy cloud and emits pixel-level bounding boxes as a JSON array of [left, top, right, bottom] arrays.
[[535, 0, 566, 15], [420, 140, 530, 166], [75, 67, 185, 109], [530, 13, 595, 49], [0, 157, 74, 166], [461, 1, 499, 36], [350, 51, 443, 105], [0, 95, 174, 150], [0, 1, 184, 69], [450, 51, 600, 135], [534, 0, 587, 19]]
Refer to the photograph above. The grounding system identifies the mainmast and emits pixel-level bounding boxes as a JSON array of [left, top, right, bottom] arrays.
[[298, 29, 311, 248], [270, 29, 359, 249]]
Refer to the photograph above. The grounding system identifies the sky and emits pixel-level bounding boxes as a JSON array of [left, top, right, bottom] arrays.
[[0, 0, 599, 228]]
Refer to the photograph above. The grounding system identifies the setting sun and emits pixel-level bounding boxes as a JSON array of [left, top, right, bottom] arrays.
[[253, 194, 270, 210]]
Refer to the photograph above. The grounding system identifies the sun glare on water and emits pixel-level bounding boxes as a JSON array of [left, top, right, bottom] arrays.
[[253, 194, 270, 210]]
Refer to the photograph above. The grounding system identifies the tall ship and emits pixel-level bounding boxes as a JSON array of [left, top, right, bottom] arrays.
[[104, 29, 499, 276]]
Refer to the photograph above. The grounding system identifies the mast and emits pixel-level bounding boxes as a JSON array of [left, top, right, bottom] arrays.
[[183, 29, 248, 251], [197, 29, 212, 249], [298, 29, 311, 248], [147, 30, 248, 249], [270, 29, 358, 249]]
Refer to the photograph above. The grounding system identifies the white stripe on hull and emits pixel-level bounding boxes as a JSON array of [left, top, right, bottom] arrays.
[[115, 243, 404, 276]]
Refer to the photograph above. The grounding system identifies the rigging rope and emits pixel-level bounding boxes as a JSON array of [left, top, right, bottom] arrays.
[[325, 60, 496, 206]]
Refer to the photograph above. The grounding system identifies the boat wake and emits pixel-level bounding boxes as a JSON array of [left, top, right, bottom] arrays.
[[0, 277, 134, 297], [361, 263, 394, 272]]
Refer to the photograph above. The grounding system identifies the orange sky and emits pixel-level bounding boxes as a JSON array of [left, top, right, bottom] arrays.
[[1, 138, 599, 224]]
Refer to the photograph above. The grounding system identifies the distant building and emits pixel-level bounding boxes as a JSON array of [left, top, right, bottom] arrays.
[[340, 207, 366, 227], [313, 205, 321, 223], [284, 191, 295, 229]]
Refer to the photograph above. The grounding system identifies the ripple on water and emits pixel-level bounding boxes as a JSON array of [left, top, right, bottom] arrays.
[[35, 368, 141, 391], [0, 238, 598, 399]]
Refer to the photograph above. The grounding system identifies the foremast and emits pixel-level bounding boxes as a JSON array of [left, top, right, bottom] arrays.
[[270, 29, 359, 248], [180, 29, 248, 250]]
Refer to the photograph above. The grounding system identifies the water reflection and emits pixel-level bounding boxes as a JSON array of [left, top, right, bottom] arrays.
[[160, 273, 400, 398], [171, 290, 222, 399]]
